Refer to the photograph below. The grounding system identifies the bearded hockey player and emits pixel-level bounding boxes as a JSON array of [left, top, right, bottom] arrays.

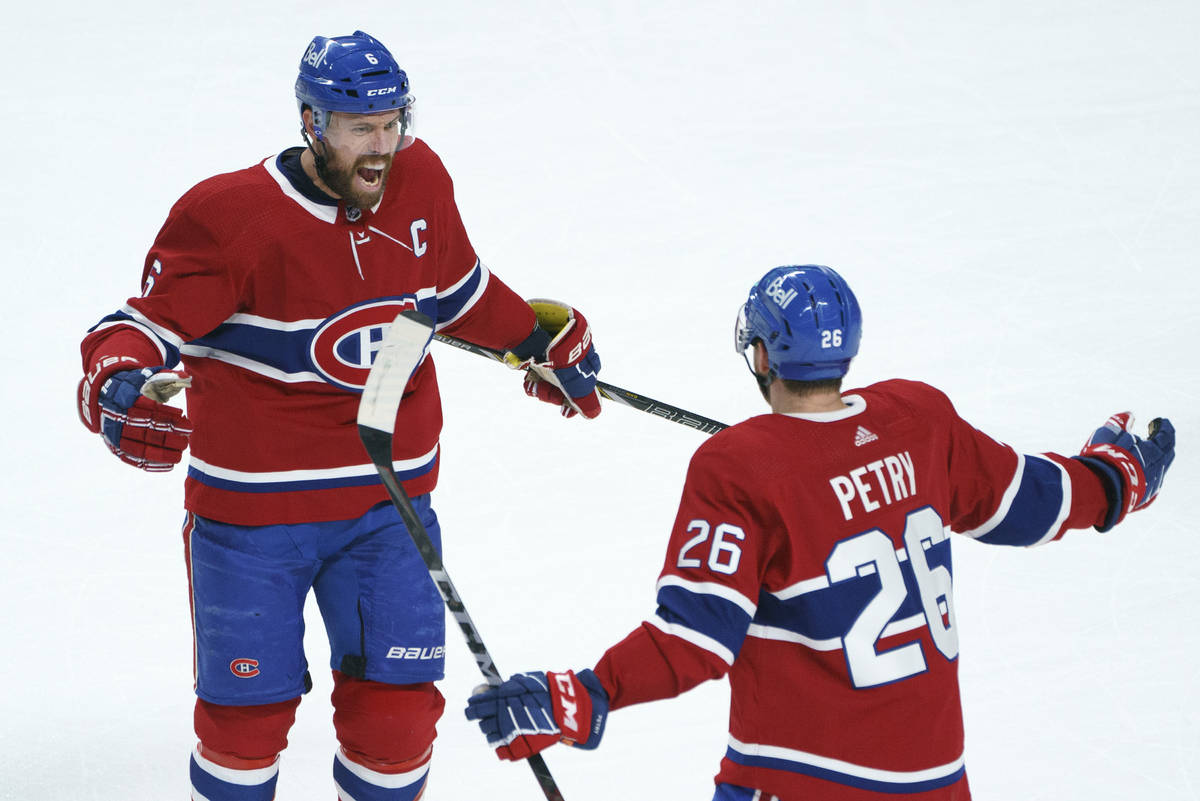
[[76, 30, 601, 801], [464, 265, 1175, 800]]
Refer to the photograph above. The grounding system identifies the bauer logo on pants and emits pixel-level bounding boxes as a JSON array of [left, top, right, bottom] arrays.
[[230, 658, 260, 678], [309, 297, 420, 391]]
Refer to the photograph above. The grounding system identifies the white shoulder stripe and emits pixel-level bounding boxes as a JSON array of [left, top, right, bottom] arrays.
[[221, 312, 325, 331], [646, 614, 735, 665], [656, 575, 757, 616], [960, 451, 1025, 539]]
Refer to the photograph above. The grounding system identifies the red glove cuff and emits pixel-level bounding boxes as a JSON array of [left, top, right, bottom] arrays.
[[77, 354, 147, 432], [547, 670, 593, 745]]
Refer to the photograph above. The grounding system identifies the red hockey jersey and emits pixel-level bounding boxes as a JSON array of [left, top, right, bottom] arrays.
[[80, 141, 536, 525], [593, 380, 1109, 799]]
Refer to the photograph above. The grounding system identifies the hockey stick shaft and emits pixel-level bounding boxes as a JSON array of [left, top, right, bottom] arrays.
[[359, 313, 565, 801], [433, 332, 729, 434]]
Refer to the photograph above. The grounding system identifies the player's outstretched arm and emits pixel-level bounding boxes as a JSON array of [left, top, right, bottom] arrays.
[[78, 363, 193, 472], [464, 670, 609, 761], [505, 299, 602, 419], [1074, 412, 1175, 531]]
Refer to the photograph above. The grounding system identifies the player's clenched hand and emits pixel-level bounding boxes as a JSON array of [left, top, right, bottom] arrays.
[[506, 299, 602, 419], [464, 670, 608, 761], [78, 365, 193, 472], [1075, 412, 1175, 531]]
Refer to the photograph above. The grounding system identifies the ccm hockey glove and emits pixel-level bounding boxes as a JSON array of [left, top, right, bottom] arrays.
[[506, 300, 602, 419], [1075, 412, 1175, 532], [464, 669, 608, 761], [78, 364, 193, 472]]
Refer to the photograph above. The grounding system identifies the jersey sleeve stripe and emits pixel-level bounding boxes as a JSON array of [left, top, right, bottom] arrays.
[[645, 614, 736, 665], [967, 454, 1070, 547], [434, 259, 490, 329], [726, 736, 964, 793], [656, 575, 758, 615], [959, 452, 1025, 538], [1030, 455, 1072, 546], [118, 304, 187, 350]]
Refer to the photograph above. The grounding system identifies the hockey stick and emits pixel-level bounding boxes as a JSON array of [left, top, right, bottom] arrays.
[[432, 332, 729, 434], [357, 311, 566, 801]]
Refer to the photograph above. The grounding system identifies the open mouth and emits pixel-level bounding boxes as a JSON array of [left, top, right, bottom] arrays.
[[357, 167, 383, 187]]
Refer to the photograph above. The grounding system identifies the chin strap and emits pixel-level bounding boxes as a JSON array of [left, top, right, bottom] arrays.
[[300, 126, 329, 174]]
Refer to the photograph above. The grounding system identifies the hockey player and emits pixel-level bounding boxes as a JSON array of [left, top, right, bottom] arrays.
[[464, 265, 1176, 800], [76, 31, 602, 801]]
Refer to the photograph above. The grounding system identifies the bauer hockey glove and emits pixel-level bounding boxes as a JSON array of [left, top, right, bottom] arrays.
[[464, 669, 608, 761], [1074, 412, 1175, 532], [78, 365, 193, 472], [505, 300, 602, 419]]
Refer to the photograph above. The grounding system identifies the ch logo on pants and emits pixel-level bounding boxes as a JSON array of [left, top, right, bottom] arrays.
[[230, 658, 261, 678]]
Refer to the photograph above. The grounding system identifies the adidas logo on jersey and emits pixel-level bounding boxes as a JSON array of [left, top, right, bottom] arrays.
[[854, 425, 879, 446]]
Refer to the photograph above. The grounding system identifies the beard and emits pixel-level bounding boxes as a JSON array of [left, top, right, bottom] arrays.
[[315, 147, 395, 209]]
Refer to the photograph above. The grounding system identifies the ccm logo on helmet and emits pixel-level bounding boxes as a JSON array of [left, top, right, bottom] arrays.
[[366, 87, 397, 97], [230, 659, 260, 678], [310, 298, 420, 391]]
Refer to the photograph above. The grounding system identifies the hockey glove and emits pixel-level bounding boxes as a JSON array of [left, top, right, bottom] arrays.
[[505, 300, 602, 419], [78, 365, 193, 472], [464, 669, 608, 761], [1075, 412, 1175, 532]]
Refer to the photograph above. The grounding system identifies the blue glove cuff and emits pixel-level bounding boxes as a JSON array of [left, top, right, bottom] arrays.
[[1072, 455, 1124, 532], [572, 669, 609, 750]]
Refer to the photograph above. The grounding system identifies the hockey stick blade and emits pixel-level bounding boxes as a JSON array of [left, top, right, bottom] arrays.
[[357, 310, 434, 440], [357, 311, 566, 801], [432, 332, 729, 434]]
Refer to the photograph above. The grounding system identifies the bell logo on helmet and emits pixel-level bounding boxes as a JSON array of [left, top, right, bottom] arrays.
[[765, 276, 799, 309], [302, 42, 328, 68]]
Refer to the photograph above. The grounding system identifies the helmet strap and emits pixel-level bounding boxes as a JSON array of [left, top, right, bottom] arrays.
[[299, 117, 329, 174]]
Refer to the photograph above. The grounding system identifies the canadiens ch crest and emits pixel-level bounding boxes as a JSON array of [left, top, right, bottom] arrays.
[[309, 298, 420, 391]]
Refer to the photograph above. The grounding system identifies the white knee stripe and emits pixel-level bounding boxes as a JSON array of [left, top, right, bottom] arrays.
[[335, 748, 430, 789], [193, 745, 280, 786]]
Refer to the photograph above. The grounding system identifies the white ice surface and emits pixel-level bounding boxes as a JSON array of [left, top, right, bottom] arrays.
[[2, 2, 1198, 799]]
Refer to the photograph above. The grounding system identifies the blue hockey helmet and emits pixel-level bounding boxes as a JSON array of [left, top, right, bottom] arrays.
[[734, 265, 862, 381], [295, 31, 414, 140]]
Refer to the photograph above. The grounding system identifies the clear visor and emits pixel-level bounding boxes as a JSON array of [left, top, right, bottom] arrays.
[[734, 301, 757, 374], [397, 97, 417, 150]]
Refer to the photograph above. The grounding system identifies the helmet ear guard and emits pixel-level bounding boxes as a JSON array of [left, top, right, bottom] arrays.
[[734, 265, 862, 383]]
